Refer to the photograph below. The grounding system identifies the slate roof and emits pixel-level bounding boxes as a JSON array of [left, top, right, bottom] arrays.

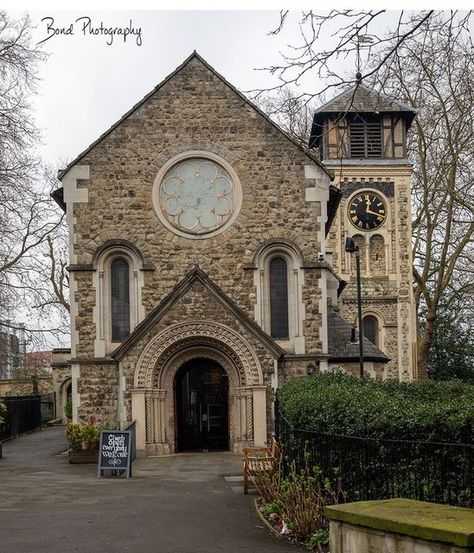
[[327, 309, 389, 363], [314, 83, 416, 117], [309, 83, 416, 150]]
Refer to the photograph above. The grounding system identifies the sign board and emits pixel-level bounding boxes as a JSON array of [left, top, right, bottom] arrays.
[[97, 430, 132, 478]]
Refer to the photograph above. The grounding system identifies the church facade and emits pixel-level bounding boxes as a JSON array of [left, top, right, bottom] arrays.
[[52, 53, 416, 455]]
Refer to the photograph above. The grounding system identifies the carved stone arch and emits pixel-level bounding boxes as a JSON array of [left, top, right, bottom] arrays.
[[134, 320, 263, 389], [91, 239, 149, 269], [153, 338, 245, 390], [251, 238, 305, 267], [160, 346, 242, 393], [131, 321, 267, 455]]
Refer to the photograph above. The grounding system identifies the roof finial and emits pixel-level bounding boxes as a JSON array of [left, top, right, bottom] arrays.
[[353, 35, 374, 84]]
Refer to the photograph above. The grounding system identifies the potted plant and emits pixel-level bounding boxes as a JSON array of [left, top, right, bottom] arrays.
[[66, 418, 101, 464]]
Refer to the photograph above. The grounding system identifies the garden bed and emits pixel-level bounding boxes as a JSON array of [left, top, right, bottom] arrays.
[[255, 497, 329, 552]]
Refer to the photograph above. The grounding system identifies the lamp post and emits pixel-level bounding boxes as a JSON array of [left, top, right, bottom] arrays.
[[345, 237, 364, 378]]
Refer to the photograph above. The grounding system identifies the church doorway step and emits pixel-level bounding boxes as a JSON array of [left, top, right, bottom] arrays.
[[175, 358, 229, 452]]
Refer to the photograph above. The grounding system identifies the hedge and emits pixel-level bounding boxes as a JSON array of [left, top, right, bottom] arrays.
[[278, 373, 473, 444]]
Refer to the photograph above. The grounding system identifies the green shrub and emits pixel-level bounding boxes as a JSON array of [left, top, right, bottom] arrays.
[[278, 373, 474, 443], [65, 420, 101, 451], [257, 450, 343, 544], [65, 422, 83, 451]]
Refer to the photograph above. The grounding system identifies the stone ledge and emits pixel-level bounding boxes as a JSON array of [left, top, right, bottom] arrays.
[[326, 499, 474, 548]]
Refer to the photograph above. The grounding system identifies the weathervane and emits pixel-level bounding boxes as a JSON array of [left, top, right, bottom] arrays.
[[353, 35, 374, 83]]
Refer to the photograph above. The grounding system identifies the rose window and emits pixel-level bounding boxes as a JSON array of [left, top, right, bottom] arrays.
[[158, 158, 236, 236]]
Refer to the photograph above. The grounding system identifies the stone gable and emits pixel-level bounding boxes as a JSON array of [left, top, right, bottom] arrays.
[[67, 54, 331, 359]]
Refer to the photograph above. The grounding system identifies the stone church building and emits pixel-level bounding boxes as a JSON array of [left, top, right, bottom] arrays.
[[52, 52, 417, 455]]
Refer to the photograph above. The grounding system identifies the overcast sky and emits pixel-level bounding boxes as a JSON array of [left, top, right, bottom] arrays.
[[25, 10, 398, 169], [28, 11, 292, 167]]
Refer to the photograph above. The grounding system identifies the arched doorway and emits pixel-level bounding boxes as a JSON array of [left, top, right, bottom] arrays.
[[175, 358, 229, 452]]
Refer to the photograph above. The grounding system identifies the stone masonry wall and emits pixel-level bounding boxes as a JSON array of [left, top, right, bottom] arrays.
[[69, 56, 329, 363]]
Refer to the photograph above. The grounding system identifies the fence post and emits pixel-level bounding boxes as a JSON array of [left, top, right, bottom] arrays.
[[274, 394, 280, 442]]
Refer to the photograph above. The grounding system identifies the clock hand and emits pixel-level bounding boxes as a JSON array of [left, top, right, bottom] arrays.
[[365, 208, 385, 217]]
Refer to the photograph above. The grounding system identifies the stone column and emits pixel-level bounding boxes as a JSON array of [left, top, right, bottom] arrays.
[[251, 385, 267, 447], [131, 389, 146, 454], [235, 387, 254, 444], [146, 389, 168, 455]]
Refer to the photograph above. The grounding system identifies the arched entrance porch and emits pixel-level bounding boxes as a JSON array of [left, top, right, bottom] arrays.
[[130, 321, 267, 456]]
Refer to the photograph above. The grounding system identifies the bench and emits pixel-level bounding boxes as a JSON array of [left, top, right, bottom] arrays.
[[243, 436, 279, 494]]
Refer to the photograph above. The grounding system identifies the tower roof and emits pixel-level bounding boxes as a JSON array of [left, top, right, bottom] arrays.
[[309, 83, 416, 150], [315, 83, 416, 117]]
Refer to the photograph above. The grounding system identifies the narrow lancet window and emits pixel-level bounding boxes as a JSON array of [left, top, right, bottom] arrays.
[[269, 256, 289, 339], [111, 257, 130, 341]]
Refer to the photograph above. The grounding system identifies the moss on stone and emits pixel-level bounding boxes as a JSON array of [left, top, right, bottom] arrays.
[[326, 499, 474, 547]]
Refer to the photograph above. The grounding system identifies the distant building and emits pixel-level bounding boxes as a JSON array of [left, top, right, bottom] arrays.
[[0, 322, 26, 379], [25, 351, 53, 375]]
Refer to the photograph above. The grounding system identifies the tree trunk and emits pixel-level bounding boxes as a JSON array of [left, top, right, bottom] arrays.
[[417, 314, 437, 378]]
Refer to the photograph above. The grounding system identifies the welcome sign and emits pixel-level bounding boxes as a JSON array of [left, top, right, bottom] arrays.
[[97, 430, 132, 478]]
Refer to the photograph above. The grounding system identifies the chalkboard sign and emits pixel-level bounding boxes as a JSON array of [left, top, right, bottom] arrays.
[[97, 430, 132, 478]]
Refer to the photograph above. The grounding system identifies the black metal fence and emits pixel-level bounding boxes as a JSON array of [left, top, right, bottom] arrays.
[[276, 412, 473, 508], [0, 396, 42, 441], [40, 393, 56, 423]]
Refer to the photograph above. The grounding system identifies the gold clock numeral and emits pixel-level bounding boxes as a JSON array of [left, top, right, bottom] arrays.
[[351, 216, 358, 222]]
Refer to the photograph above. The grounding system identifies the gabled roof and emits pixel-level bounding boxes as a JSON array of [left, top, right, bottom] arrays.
[[327, 310, 389, 363], [112, 267, 285, 361], [58, 51, 333, 181]]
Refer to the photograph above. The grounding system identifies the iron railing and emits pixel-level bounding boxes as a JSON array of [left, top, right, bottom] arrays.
[[40, 393, 56, 423], [276, 411, 473, 508], [0, 395, 42, 440]]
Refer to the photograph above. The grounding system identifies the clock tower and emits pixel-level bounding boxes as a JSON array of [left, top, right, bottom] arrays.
[[310, 83, 419, 380]]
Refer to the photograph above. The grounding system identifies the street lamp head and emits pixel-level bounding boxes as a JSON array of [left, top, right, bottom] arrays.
[[307, 362, 318, 376], [345, 237, 358, 253]]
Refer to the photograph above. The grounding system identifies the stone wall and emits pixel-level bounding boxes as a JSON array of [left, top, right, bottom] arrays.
[[327, 499, 474, 553], [327, 169, 418, 380], [330, 521, 473, 553], [0, 377, 52, 396], [76, 361, 119, 425], [66, 55, 330, 362]]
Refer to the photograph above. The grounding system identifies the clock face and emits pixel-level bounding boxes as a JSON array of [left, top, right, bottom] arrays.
[[158, 158, 237, 236], [348, 192, 387, 231]]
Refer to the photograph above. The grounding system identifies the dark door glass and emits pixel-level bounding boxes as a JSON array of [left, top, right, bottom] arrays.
[[176, 359, 229, 451]]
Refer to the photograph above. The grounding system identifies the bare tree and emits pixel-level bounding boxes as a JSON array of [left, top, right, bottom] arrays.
[[372, 16, 474, 376], [0, 12, 68, 349], [257, 11, 474, 375], [254, 11, 471, 110]]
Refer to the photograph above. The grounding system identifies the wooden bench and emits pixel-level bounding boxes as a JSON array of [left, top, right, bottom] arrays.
[[243, 436, 279, 494]]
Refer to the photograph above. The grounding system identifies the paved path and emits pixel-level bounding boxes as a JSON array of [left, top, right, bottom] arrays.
[[0, 427, 297, 553]]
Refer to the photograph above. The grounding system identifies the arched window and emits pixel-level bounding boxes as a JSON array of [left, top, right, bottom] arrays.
[[111, 257, 130, 341], [363, 315, 379, 347], [93, 241, 146, 357], [269, 257, 289, 339], [253, 242, 304, 351]]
